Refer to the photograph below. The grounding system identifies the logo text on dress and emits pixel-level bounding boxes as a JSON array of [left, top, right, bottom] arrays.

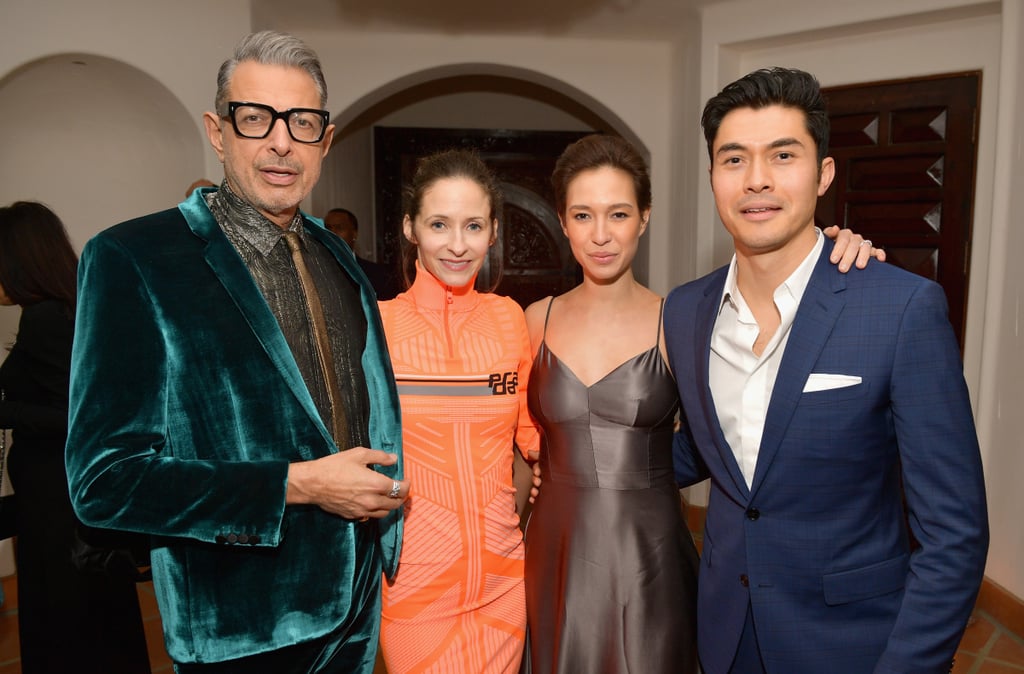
[[488, 372, 518, 395]]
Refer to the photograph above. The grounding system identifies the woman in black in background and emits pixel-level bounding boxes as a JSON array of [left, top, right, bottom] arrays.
[[0, 201, 150, 673]]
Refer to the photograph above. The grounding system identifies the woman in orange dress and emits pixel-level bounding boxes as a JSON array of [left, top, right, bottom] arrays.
[[378, 149, 538, 673]]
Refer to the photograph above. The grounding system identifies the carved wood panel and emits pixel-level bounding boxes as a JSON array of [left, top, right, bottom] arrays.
[[817, 72, 980, 347]]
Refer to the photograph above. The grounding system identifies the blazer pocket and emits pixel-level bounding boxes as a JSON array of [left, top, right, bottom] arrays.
[[822, 554, 908, 606], [800, 379, 869, 406], [802, 373, 862, 393]]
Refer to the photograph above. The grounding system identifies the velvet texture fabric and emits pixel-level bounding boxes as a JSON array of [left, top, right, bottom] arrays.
[[65, 189, 403, 665]]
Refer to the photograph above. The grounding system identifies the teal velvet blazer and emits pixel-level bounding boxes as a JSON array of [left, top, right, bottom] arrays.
[[65, 189, 403, 664]]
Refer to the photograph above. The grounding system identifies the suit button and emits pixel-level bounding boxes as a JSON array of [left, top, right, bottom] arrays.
[[227, 533, 238, 544], [215, 535, 227, 544], [746, 508, 760, 521], [248, 535, 261, 545], [237, 534, 249, 544], [740, 574, 750, 587]]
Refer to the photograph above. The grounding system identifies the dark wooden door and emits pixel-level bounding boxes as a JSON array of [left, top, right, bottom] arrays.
[[816, 72, 980, 347], [374, 127, 589, 308]]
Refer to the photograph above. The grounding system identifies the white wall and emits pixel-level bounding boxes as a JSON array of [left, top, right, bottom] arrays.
[[976, 0, 1024, 600], [0, 0, 254, 347], [697, 0, 1022, 600], [1, 0, 250, 180], [0, 55, 202, 250]]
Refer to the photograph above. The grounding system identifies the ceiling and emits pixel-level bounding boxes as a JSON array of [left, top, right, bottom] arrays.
[[252, 0, 734, 40]]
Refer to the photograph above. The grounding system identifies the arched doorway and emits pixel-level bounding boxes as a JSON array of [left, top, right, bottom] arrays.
[[0, 53, 204, 250], [0, 51, 202, 613], [312, 67, 650, 305], [0, 53, 203, 342]]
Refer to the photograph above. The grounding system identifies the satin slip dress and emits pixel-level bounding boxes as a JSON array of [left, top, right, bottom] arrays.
[[524, 298, 699, 674]]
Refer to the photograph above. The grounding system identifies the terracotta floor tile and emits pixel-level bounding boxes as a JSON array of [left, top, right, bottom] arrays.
[[961, 613, 1000, 652], [0, 577, 15, 609], [136, 581, 161, 619], [143, 616, 172, 670], [976, 659, 1024, 672], [953, 652, 979, 673], [989, 632, 1024, 665], [0, 613, 18, 663]]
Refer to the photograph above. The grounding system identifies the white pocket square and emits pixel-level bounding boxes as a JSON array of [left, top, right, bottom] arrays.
[[803, 373, 862, 393]]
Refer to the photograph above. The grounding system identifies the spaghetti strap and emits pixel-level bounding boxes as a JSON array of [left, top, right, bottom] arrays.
[[542, 296, 555, 340], [523, 292, 698, 674], [656, 298, 665, 350]]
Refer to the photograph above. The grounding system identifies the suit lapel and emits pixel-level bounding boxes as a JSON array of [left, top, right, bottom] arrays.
[[695, 272, 752, 499], [177, 193, 328, 439], [749, 244, 847, 497], [180, 196, 404, 574]]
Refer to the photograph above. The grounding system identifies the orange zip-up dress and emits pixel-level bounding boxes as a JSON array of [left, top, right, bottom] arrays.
[[378, 265, 538, 674]]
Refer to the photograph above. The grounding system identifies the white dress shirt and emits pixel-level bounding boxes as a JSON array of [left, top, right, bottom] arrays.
[[709, 230, 824, 489]]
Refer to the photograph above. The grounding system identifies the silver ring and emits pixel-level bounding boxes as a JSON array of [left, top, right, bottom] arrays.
[[387, 480, 401, 499], [860, 239, 873, 247]]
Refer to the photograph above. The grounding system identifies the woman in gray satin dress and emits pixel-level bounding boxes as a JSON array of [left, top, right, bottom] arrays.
[[520, 135, 882, 673], [522, 135, 700, 674]]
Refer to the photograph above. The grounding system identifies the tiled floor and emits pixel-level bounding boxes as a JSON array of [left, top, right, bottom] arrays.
[[955, 611, 1024, 673], [0, 571, 1021, 672]]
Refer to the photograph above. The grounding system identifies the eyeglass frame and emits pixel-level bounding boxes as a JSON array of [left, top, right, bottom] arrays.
[[222, 101, 330, 144]]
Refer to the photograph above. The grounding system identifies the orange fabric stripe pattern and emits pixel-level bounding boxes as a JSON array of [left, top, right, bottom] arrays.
[[378, 268, 538, 673]]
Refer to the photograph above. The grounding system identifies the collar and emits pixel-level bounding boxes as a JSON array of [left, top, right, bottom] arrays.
[[207, 180, 305, 257], [719, 227, 824, 315], [405, 261, 481, 312]]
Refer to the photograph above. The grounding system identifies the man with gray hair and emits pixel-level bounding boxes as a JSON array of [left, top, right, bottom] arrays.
[[66, 31, 407, 672]]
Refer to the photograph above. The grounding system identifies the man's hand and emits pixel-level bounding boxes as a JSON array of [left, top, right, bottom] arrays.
[[286, 448, 409, 520], [824, 225, 886, 272]]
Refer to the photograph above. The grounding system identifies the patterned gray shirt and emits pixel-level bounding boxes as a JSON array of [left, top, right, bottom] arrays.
[[206, 182, 370, 449]]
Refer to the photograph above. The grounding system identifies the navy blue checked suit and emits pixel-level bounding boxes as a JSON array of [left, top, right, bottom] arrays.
[[666, 239, 988, 674]]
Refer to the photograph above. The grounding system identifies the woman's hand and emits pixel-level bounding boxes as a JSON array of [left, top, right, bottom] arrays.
[[528, 451, 541, 505]]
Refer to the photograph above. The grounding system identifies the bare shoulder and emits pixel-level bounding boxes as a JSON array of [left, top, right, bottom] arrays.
[[525, 295, 557, 331], [638, 284, 664, 304], [629, 285, 672, 364], [524, 295, 555, 352], [524, 295, 552, 321], [629, 283, 664, 318]]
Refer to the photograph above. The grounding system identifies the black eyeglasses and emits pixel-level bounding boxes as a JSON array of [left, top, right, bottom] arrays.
[[223, 101, 329, 144]]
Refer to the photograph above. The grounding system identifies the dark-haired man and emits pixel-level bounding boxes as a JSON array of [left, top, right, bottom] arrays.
[[666, 67, 988, 673], [324, 207, 400, 300]]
